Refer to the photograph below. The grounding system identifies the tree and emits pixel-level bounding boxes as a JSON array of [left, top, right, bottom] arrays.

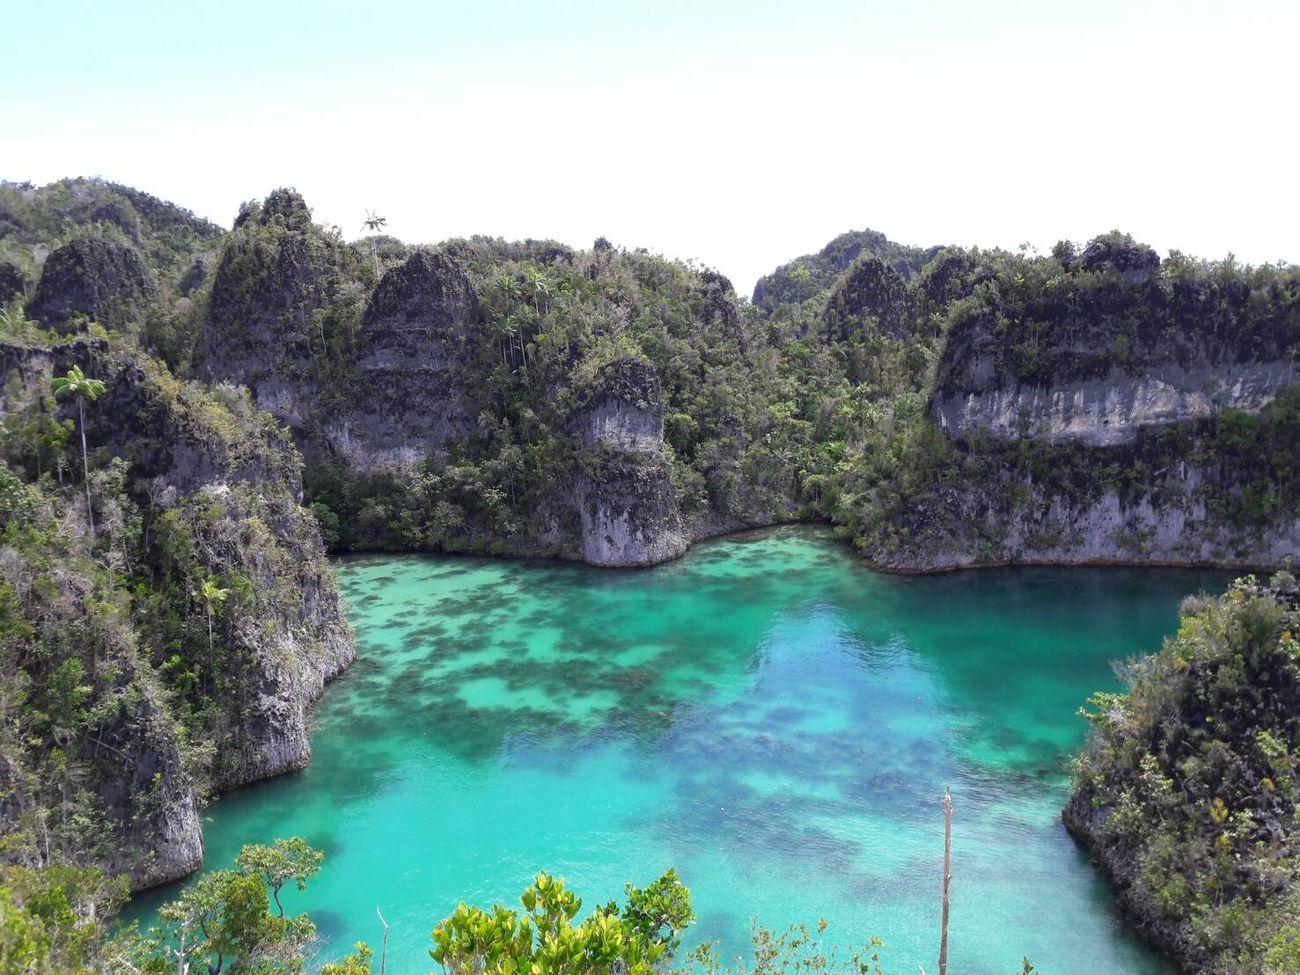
[[323, 942, 373, 975], [195, 577, 230, 690], [234, 838, 324, 918], [51, 365, 106, 540], [618, 868, 693, 955], [430, 870, 693, 975], [362, 211, 388, 280], [689, 919, 885, 975], [154, 865, 316, 975], [524, 266, 552, 317], [0, 863, 128, 975], [493, 315, 519, 368]]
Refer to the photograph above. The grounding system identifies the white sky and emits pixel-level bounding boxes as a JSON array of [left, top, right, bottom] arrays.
[[4, 0, 1297, 294]]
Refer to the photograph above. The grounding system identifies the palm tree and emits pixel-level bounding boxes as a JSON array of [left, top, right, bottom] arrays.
[[51, 365, 106, 540], [524, 267, 552, 317], [362, 210, 388, 280], [494, 314, 519, 367], [196, 576, 230, 689], [497, 274, 521, 301]]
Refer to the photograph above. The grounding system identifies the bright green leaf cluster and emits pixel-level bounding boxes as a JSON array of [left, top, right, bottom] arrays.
[[431, 869, 693, 975]]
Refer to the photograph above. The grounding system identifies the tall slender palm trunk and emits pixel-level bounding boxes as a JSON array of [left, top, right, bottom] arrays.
[[206, 611, 215, 693], [79, 399, 95, 539]]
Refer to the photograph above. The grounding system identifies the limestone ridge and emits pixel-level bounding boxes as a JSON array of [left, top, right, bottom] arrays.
[[866, 233, 1300, 571], [820, 258, 926, 350], [934, 237, 1298, 446], [0, 338, 353, 889], [202, 195, 479, 472], [569, 358, 688, 566], [195, 190, 789, 564], [0, 178, 222, 298], [12, 180, 1297, 574]]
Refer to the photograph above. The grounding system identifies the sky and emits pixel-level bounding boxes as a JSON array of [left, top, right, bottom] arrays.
[[4, 0, 1298, 294]]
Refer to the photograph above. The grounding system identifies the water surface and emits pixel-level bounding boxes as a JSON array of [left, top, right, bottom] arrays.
[[132, 528, 1226, 974]]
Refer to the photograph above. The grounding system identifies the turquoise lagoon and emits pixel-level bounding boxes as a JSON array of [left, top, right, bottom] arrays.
[[131, 528, 1228, 974]]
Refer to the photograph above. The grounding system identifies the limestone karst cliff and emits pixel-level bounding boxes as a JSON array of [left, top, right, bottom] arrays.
[[568, 357, 688, 566], [933, 235, 1298, 447], [773, 229, 1297, 573], [0, 335, 352, 889], [200, 190, 784, 566]]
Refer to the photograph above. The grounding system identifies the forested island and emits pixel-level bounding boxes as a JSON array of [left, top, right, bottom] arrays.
[[0, 178, 1296, 974]]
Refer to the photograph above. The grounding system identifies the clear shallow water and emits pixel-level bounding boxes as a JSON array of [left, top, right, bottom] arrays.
[[130, 528, 1228, 974]]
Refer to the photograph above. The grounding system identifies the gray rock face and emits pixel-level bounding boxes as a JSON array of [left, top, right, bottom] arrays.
[[89, 352, 355, 796], [200, 192, 349, 473], [695, 269, 747, 355], [570, 358, 688, 566], [874, 454, 1300, 573], [203, 226, 333, 384], [204, 198, 482, 474], [93, 661, 204, 889], [580, 400, 662, 452], [329, 251, 480, 472], [575, 469, 689, 566], [26, 236, 157, 330], [934, 360, 1298, 445], [932, 255, 1299, 447]]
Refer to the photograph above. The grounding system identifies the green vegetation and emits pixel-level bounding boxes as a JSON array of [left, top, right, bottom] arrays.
[[1067, 573, 1300, 975], [750, 228, 941, 313], [0, 840, 320, 974], [431, 869, 693, 975], [0, 864, 129, 974], [233, 838, 322, 918], [0, 178, 221, 285], [936, 233, 1300, 390], [826, 385, 1300, 567], [0, 848, 973, 974]]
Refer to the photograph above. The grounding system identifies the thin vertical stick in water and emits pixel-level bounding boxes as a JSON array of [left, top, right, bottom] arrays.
[[939, 787, 953, 975], [377, 907, 390, 975]]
